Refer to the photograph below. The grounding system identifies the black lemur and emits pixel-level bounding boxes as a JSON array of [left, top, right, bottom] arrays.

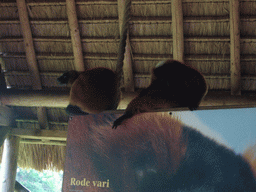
[[112, 60, 208, 129]]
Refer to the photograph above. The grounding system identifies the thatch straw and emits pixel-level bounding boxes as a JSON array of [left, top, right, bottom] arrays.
[[130, 22, 172, 36], [183, 2, 229, 17], [133, 59, 170, 74], [0, 23, 22, 37], [184, 41, 230, 55], [1, 58, 28, 71], [241, 61, 256, 75], [206, 76, 230, 90], [33, 41, 73, 53], [82, 41, 118, 54], [0, 40, 24, 53], [80, 21, 119, 38], [240, 1, 256, 16], [131, 41, 172, 55], [30, 22, 70, 37], [242, 77, 256, 91], [27, 4, 67, 19], [85, 58, 117, 71], [186, 60, 230, 74], [76, 4, 118, 19], [184, 21, 230, 36], [0, 144, 66, 172], [0, 4, 19, 19], [240, 20, 256, 36], [5, 72, 33, 89], [241, 41, 256, 55], [18, 144, 66, 171], [37, 58, 74, 72], [132, 2, 172, 17]]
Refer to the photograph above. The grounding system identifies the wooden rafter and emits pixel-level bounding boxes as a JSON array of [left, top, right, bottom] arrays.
[[16, 0, 49, 133], [66, 0, 85, 71], [172, 0, 184, 62], [118, 0, 135, 92], [230, 0, 241, 95], [16, 0, 42, 90]]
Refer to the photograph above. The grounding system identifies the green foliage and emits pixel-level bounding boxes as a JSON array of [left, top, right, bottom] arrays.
[[16, 167, 63, 192], [0, 164, 63, 192]]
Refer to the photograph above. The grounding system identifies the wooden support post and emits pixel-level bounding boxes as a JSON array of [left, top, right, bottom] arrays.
[[230, 0, 241, 95], [66, 0, 85, 72], [0, 105, 15, 147], [118, 0, 134, 92], [172, 0, 184, 62], [0, 126, 10, 147], [0, 136, 20, 192], [16, 0, 42, 90]]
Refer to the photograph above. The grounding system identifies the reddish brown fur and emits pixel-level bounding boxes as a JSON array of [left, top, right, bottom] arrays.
[[65, 113, 187, 192], [65, 112, 256, 192], [68, 67, 120, 114]]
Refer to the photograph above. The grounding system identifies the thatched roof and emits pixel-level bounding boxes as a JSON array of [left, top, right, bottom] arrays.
[[0, 0, 256, 171]]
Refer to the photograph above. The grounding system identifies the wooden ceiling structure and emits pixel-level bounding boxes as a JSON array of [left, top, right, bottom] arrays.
[[0, 0, 256, 191]]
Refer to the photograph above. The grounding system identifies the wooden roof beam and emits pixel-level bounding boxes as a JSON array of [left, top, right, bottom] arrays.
[[17, 0, 50, 131], [230, 0, 241, 95], [66, 0, 85, 71], [118, 0, 134, 92], [0, 90, 255, 110], [16, 0, 42, 90], [172, 0, 184, 62]]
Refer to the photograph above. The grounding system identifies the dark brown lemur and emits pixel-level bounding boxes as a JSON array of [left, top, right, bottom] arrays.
[[113, 60, 208, 129], [57, 67, 120, 115]]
